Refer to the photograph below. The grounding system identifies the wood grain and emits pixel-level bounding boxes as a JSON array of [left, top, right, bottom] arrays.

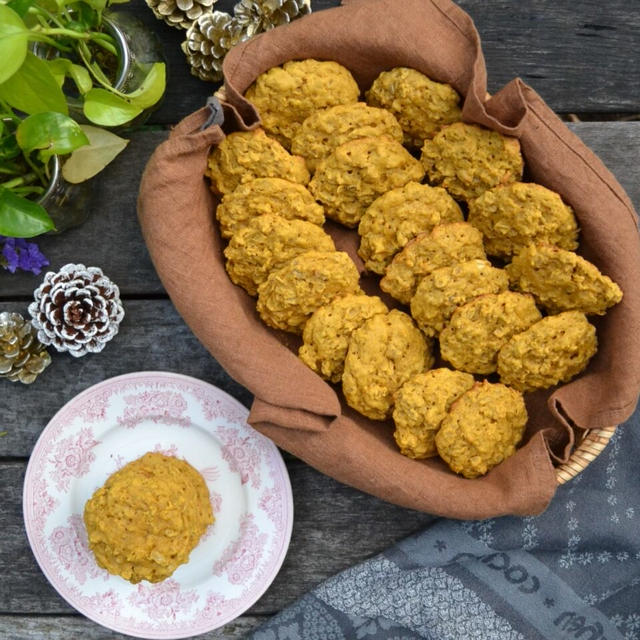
[[0, 615, 263, 639], [123, 0, 640, 123], [3, 460, 434, 615], [0, 123, 638, 300]]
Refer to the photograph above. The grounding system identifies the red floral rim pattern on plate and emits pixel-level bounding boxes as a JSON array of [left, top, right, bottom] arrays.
[[23, 371, 294, 639]]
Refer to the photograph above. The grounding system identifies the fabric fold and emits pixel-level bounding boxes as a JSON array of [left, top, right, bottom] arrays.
[[138, 0, 640, 518]]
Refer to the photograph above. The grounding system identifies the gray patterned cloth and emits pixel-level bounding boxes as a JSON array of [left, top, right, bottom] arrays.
[[249, 408, 640, 640]]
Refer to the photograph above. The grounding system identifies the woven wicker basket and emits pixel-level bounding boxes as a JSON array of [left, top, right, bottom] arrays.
[[555, 426, 616, 484]]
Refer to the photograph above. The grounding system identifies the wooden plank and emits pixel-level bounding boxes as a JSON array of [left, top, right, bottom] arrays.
[[0, 131, 169, 300], [0, 299, 252, 458], [458, 0, 640, 114], [1, 460, 435, 614], [122, 0, 640, 124], [0, 122, 638, 299], [0, 615, 264, 639]]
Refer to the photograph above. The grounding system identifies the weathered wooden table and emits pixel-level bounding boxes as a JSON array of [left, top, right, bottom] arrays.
[[1, 0, 639, 637]]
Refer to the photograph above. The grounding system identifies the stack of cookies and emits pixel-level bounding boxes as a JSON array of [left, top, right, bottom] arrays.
[[205, 59, 623, 479]]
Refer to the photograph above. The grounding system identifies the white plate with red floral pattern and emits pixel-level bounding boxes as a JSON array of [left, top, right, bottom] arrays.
[[23, 371, 294, 639]]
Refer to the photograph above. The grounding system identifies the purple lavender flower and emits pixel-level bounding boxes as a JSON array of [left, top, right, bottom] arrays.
[[0, 236, 49, 275]]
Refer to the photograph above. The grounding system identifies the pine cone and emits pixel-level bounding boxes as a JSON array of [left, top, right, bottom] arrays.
[[0, 312, 51, 384], [182, 11, 247, 82], [145, 0, 217, 30], [28, 264, 125, 358], [234, 0, 311, 37]]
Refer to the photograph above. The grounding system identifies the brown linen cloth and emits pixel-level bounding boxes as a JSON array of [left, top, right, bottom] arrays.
[[138, 0, 640, 519]]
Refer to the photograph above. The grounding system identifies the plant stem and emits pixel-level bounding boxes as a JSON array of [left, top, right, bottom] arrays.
[[23, 155, 47, 188], [0, 175, 33, 190]]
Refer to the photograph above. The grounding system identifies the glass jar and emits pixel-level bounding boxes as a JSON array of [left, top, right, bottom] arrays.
[[39, 156, 92, 234]]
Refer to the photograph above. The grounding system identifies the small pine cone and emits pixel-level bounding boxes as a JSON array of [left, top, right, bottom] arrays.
[[181, 11, 247, 82], [145, 0, 217, 30], [28, 264, 125, 358], [234, 0, 311, 37], [0, 312, 51, 384]]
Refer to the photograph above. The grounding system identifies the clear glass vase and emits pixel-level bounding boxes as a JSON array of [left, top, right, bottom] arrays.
[[39, 156, 92, 234]]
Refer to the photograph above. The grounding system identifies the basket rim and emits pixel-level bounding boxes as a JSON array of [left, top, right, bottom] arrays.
[[555, 425, 616, 485]]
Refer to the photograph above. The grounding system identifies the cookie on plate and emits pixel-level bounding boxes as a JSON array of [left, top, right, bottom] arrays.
[[420, 122, 523, 202], [497, 311, 598, 391], [506, 244, 623, 315], [291, 102, 403, 172], [216, 178, 325, 239], [357, 182, 463, 275], [224, 214, 336, 296], [365, 67, 462, 147], [392, 368, 475, 460], [409, 259, 509, 337], [342, 309, 434, 420], [467, 182, 579, 258], [244, 59, 360, 148], [381, 222, 486, 304], [207, 129, 309, 195], [435, 381, 528, 478], [299, 294, 389, 383], [309, 136, 425, 228], [256, 251, 361, 334], [439, 291, 542, 374]]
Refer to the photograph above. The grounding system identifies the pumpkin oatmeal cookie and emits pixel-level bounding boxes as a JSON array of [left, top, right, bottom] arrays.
[[244, 59, 360, 148], [357, 182, 463, 275], [299, 294, 389, 383], [497, 311, 598, 391], [409, 259, 509, 337], [420, 122, 523, 202], [435, 381, 528, 478], [506, 244, 623, 315], [392, 368, 474, 460], [365, 67, 462, 147], [206, 129, 309, 195], [308, 136, 425, 228], [256, 251, 361, 334], [467, 182, 579, 258], [291, 102, 403, 172], [342, 310, 434, 420], [216, 178, 325, 239], [381, 222, 486, 304], [439, 291, 542, 375], [224, 214, 336, 296]]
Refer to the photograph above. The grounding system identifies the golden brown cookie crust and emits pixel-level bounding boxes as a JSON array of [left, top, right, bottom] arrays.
[[467, 182, 579, 258], [439, 291, 542, 374], [420, 122, 523, 202], [299, 294, 389, 383], [291, 102, 404, 172], [256, 250, 362, 333], [366, 67, 462, 147], [410, 259, 509, 337], [216, 178, 325, 239], [506, 244, 623, 315], [497, 311, 598, 391], [245, 59, 360, 148], [224, 214, 336, 296], [342, 310, 434, 420], [381, 222, 486, 304], [357, 182, 464, 275], [393, 368, 475, 459], [435, 381, 528, 478], [206, 129, 309, 195], [309, 136, 425, 228]]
